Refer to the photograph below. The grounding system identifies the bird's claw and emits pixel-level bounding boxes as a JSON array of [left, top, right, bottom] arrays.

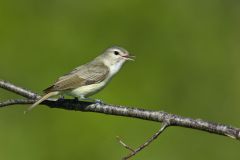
[[57, 96, 65, 102], [95, 99, 104, 104], [73, 97, 79, 102]]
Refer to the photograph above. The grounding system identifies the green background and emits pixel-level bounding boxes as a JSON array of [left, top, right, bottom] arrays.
[[0, 0, 240, 159]]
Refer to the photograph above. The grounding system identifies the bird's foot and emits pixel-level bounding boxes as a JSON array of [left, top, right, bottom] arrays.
[[73, 97, 79, 102], [94, 99, 104, 105], [75, 96, 104, 104], [57, 95, 65, 102]]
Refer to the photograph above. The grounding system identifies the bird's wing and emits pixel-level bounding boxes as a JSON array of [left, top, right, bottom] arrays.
[[44, 62, 109, 93]]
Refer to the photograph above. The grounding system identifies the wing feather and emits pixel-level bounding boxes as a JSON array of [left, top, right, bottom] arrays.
[[44, 62, 109, 93]]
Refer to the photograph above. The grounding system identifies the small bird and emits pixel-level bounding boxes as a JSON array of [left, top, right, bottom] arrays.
[[27, 46, 134, 112]]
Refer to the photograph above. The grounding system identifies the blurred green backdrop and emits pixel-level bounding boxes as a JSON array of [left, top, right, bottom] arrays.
[[0, 0, 240, 159]]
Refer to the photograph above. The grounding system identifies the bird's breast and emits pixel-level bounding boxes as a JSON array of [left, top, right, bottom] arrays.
[[68, 78, 110, 98]]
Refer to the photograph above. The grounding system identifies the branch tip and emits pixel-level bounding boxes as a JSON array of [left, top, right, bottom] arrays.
[[116, 136, 134, 152], [121, 123, 168, 160]]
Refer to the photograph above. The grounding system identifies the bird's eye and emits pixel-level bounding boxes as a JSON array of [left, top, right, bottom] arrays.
[[114, 51, 119, 55]]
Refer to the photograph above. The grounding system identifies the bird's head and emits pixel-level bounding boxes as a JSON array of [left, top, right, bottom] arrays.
[[101, 46, 135, 66]]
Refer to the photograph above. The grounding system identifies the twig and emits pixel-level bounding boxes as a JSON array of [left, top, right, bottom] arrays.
[[116, 136, 135, 152], [119, 123, 169, 160], [0, 80, 240, 159]]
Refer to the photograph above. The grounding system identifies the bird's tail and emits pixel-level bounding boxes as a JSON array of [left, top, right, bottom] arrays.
[[25, 91, 59, 113]]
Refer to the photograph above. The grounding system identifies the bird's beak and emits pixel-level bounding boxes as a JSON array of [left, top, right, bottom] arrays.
[[122, 54, 135, 61]]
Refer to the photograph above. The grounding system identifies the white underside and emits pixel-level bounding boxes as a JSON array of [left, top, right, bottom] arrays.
[[68, 80, 108, 98], [67, 60, 125, 98]]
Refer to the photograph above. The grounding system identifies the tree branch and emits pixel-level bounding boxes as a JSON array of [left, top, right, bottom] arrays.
[[117, 122, 169, 160], [0, 99, 36, 107], [0, 80, 240, 159], [0, 80, 39, 99]]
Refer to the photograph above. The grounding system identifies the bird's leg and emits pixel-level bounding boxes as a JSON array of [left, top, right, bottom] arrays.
[[70, 97, 80, 103], [60, 95, 65, 99], [78, 96, 104, 104], [57, 95, 65, 101], [94, 99, 104, 104]]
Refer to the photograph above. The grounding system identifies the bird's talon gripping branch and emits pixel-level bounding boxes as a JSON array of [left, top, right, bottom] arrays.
[[73, 97, 79, 102], [57, 95, 65, 102], [95, 99, 104, 105]]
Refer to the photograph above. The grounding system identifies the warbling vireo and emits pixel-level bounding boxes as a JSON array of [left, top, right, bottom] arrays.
[[27, 46, 134, 111]]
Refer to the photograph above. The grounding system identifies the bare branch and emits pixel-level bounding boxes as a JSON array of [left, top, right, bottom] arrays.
[[0, 80, 240, 159], [116, 136, 135, 152], [0, 80, 39, 99], [0, 80, 239, 140], [0, 99, 35, 107], [119, 123, 169, 160]]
